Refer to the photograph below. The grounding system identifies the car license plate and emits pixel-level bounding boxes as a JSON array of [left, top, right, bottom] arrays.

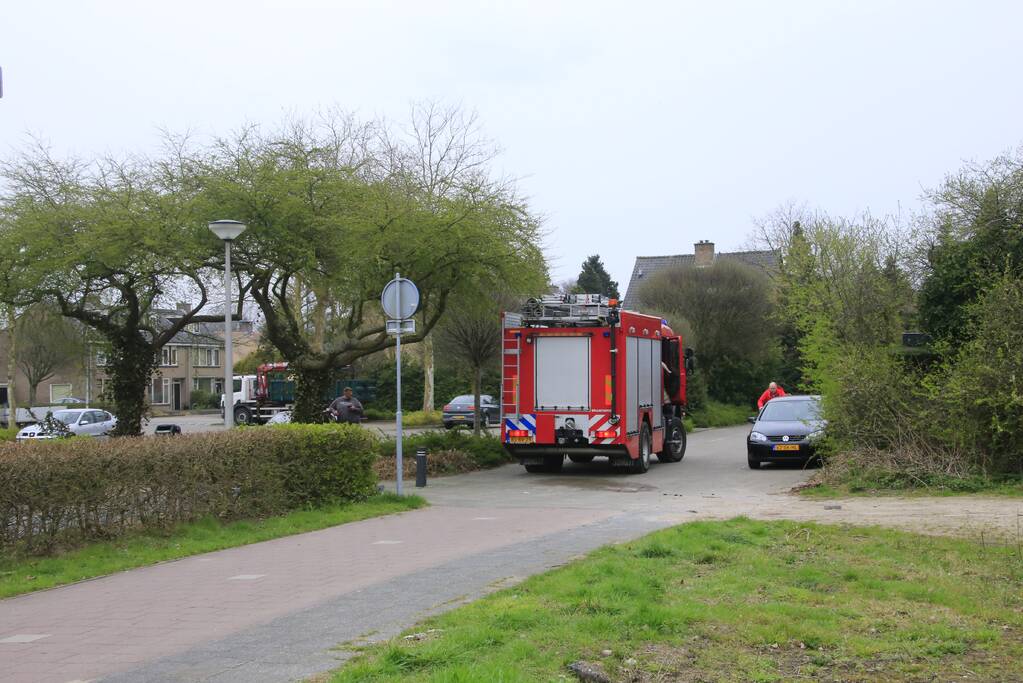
[[509, 436, 532, 444], [454, 415, 465, 420], [774, 444, 800, 451]]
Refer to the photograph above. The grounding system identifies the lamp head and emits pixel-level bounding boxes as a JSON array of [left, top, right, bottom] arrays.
[[208, 220, 247, 241]]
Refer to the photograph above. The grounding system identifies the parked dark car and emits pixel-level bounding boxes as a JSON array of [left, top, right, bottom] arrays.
[[746, 395, 825, 469], [442, 394, 499, 429]]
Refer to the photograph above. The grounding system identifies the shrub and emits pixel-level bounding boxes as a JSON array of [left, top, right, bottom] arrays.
[[376, 430, 510, 471], [689, 401, 753, 428], [374, 450, 480, 480], [360, 409, 441, 425], [940, 275, 1023, 475], [362, 407, 391, 421], [0, 424, 377, 553], [0, 427, 18, 442], [812, 279, 1023, 488], [402, 410, 442, 426], [189, 389, 220, 409]]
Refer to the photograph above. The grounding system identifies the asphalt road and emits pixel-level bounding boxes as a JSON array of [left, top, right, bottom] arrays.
[[2, 425, 821, 683]]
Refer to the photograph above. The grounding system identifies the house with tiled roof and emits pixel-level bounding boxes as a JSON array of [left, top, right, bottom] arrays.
[[622, 241, 779, 309]]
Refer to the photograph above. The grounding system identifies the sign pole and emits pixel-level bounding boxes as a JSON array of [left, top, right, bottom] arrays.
[[381, 272, 418, 497], [394, 272, 403, 496]]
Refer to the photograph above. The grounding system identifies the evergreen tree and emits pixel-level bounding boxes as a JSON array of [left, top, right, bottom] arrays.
[[575, 255, 620, 299], [920, 185, 1023, 347]]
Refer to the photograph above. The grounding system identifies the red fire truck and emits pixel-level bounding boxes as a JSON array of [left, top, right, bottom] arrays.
[[501, 294, 693, 474]]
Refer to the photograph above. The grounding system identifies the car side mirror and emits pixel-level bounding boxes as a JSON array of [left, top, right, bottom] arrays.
[[747, 416, 757, 424]]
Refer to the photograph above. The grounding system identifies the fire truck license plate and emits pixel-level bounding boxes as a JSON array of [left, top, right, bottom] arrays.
[[774, 444, 800, 451], [509, 436, 532, 444]]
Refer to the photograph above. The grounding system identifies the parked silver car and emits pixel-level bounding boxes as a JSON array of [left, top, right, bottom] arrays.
[[16, 409, 118, 441]]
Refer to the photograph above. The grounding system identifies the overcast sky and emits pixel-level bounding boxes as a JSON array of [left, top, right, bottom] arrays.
[[3, 1, 1021, 294]]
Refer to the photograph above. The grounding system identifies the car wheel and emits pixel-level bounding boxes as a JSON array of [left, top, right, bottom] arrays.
[[747, 453, 761, 469], [657, 417, 686, 463], [631, 423, 652, 474], [568, 454, 595, 463]]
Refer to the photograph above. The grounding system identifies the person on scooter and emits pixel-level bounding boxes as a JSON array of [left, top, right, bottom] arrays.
[[327, 387, 364, 424], [757, 381, 786, 409]]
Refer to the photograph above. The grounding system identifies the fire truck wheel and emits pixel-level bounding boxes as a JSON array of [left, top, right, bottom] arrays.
[[632, 423, 652, 474], [657, 418, 686, 463], [568, 454, 595, 463]]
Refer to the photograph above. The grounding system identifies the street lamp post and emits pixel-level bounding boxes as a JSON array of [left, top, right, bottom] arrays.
[[208, 220, 247, 429]]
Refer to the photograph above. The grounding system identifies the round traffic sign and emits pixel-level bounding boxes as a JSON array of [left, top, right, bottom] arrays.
[[381, 277, 420, 320]]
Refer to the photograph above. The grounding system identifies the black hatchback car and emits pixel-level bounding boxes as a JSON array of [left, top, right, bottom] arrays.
[[746, 395, 825, 469], [442, 394, 499, 429]]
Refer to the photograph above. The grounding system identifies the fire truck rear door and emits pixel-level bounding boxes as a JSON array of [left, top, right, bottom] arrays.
[[626, 336, 659, 434], [534, 336, 590, 411]]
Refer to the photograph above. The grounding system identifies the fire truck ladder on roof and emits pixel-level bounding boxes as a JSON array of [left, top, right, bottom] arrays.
[[519, 293, 614, 327], [501, 312, 522, 422]]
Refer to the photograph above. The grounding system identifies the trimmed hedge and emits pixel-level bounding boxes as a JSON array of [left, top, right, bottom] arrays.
[[0, 424, 377, 553]]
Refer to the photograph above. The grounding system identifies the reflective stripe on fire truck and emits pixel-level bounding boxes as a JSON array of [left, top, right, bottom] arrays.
[[588, 412, 618, 444], [504, 414, 536, 441]]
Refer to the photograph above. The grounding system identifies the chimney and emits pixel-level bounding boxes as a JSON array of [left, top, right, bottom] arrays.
[[694, 240, 715, 266]]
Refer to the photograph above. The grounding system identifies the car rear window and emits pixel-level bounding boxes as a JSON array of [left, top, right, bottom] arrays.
[[450, 395, 473, 403]]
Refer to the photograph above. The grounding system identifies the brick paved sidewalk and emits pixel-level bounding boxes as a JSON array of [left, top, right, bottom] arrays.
[[0, 505, 612, 683]]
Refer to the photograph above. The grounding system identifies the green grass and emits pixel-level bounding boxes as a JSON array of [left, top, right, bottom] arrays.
[[686, 401, 754, 431], [0, 494, 426, 599], [331, 518, 1023, 682], [801, 476, 1023, 499]]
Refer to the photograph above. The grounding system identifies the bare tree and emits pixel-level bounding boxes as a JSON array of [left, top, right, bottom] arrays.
[[15, 304, 85, 404], [382, 102, 503, 413], [437, 296, 506, 436]]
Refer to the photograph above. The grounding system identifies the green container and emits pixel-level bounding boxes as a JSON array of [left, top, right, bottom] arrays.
[[265, 371, 376, 405]]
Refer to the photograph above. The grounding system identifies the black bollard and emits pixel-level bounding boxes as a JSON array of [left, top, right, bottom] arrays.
[[415, 447, 427, 488]]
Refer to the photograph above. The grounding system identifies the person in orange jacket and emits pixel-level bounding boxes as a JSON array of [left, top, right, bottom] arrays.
[[757, 381, 786, 409]]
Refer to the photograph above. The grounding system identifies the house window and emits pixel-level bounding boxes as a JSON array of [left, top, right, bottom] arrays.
[[192, 347, 221, 367], [96, 349, 110, 367], [0, 384, 7, 406], [193, 377, 215, 393], [96, 377, 109, 401], [151, 378, 171, 405], [50, 383, 73, 403], [160, 347, 179, 367]]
